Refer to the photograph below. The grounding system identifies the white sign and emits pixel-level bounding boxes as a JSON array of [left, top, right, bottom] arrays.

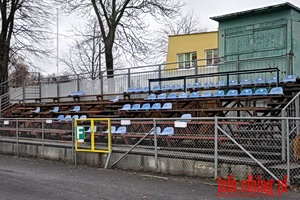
[[121, 120, 131, 125], [46, 120, 53, 124], [3, 121, 9, 125], [174, 121, 187, 128]]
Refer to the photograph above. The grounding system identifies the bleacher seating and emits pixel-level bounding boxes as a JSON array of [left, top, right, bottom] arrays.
[[85, 126, 97, 133], [167, 93, 177, 99], [31, 107, 41, 114], [254, 77, 265, 85], [49, 106, 59, 113], [159, 127, 174, 136], [141, 103, 151, 110], [201, 91, 212, 97], [240, 79, 251, 86], [162, 102, 172, 109], [215, 80, 225, 87], [178, 92, 188, 99], [177, 114, 192, 122], [103, 126, 116, 134], [240, 89, 253, 96], [130, 104, 141, 110], [193, 82, 202, 89], [269, 87, 284, 95], [157, 93, 167, 100], [189, 91, 200, 98], [146, 93, 156, 100], [204, 81, 214, 88], [151, 103, 161, 110], [149, 127, 162, 135], [152, 85, 160, 92], [119, 104, 131, 111], [229, 79, 238, 86], [282, 75, 296, 83], [113, 126, 126, 134], [110, 95, 120, 103], [268, 76, 277, 84], [226, 89, 238, 96], [72, 115, 79, 119], [172, 84, 181, 91], [254, 88, 268, 95], [213, 90, 225, 97], [70, 106, 80, 112], [161, 84, 171, 91]]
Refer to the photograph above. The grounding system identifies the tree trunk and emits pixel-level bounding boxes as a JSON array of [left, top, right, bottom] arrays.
[[104, 42, 114, 78], [0, 40, 9, 96]]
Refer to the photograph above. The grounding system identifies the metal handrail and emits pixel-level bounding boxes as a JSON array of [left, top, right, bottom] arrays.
[[281, 91, 300, 117]]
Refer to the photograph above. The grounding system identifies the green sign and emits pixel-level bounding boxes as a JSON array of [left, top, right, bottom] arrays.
[[76, 126, 85, 142]]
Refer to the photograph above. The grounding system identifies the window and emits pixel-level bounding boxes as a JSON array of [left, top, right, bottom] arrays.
[[177, 52, 197, 69], [205, 49, 219, 65]]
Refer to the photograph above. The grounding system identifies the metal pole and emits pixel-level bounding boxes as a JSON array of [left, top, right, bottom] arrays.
[[286, 118, 290, 186], [56, 8, 59, 76], [16, 120, 19, 156], [38, 72, 41, 99], [42, 119, 44, 159], [154, 119, 158, 172], [77, 74, 80, 92], [158, 65, 162, 88], [0, 98, 2, 118], [127, 68, 131, 90], [214, 117, 218, 179]]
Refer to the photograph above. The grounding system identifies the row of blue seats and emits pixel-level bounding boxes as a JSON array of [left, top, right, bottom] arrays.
[[145, 87, 283, 100], [31, 106, 81, 114], [124, 75, 296, 93], [119, 102, 173, 111], [56, 114, 87, 121]]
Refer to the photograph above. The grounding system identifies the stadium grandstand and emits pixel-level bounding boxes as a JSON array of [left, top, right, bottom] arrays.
[[1, 2, 300, 186]]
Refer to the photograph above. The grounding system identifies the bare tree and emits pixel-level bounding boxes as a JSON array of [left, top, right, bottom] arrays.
[[0, 0, 52, 95], [61, 18, 103, 79], [59, 0, 182, 78], [152, 12, 208, 62]]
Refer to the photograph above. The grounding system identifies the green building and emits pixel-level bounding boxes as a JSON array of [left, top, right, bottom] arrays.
[[211, 2, 300, 79]]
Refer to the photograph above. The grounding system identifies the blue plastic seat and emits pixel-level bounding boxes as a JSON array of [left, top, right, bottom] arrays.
[[79, 115, 87, 119], [130, 104, 141, 110], [167, 93, 177, 99], [282, 75, 296, 83], [140, 103, 151, 110], [68, 91, 77, 97], [49, 106, 59, 113], [178, 92, 188, 99], [240, 79, 251, 86], [157, 93, 167, 100], [192, 82, 202, 89], [269, 87, 284, 95], [150, 103, 161, 110], [229, 80, 238, 86], [161, 84, 171, 91], [110, 95, 120, 103], [31, 107, 41, 114], [143, 87, 150, 92], [254, 77, 265, 85], [72, 115, 79, 119], [204, 81, 214, 88], [268, 76, 277, 84], [103, 126, 116, 134], [183, 83, 192, 89], [56, 115, 64, 121], [226, 90, 239, 96], [213, 90, 225, 97], [189, 91, 200, 98], [64, 115, 72, 121], [69, 91, 83, 96], [152, 85, 161, 92], [149, 127, 162, 135], [172, 84, 180, 91], [215, 80, 225, 88], [177, 113, 192, 122], [85, 126, 97, 133], [240, 89, 253, 96], [145, 93, 156, 100], [254, 88, 268, 95], [134, 87, 142, 93], [113, 126, 126, 134], [70, 106, 80, 112], [162, 102, 172, 109], [119, 104, 131, 111], [159, 127, 174, 136], [201, 91, 212, 97], [124, 88, 135, 93]]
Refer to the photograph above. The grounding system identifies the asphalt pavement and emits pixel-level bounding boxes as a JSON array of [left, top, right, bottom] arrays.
[[0, 155, 299, 200]]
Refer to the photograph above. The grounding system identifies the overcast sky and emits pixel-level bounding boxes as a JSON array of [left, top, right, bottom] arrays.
[[46, 0, 300, 75], [181, 0, 300, 30]]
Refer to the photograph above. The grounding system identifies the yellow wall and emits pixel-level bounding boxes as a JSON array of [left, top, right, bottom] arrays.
[[165, 31, 218, 69]]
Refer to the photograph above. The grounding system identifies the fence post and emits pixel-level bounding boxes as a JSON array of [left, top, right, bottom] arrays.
[[56, 78, 60, 98], [286, 118, 290, 186], [153, 119, 158, 172], [127, 68, 131, 89], [16, 120, 19, 156], [282, 117, 286, 161], [100, 68, 104, 95], [77, 74, 80, 92], [158, 65, 162, 88], [214, 117, 218, 179], [0, 98, 2, 118], [38, 72, 41, 99], [42, 119, 44, 159], [22, 83, 25, 105]]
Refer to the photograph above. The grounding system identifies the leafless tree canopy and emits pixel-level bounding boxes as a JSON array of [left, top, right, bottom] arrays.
[[0, 0, 53, 95], [59, 0, 182, 78]]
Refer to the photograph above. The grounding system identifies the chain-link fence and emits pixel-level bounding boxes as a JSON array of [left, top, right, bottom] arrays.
[[0, 117, 300, 186]]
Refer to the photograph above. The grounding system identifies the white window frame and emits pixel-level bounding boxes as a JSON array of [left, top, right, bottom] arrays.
[[205, 49, 218, 65], [177, 52, 197, 69]]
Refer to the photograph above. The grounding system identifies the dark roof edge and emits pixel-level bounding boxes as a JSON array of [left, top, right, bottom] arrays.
[[211, 2, 300, 21]]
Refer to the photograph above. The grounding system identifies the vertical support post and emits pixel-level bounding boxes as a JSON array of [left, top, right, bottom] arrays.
[[16, 120, 19, 156], [127, 68, 131, 89], [42, 119, 44, 159], [236, 55, 240, 83], [0, 98, 2, 118], [286, 118, 290, 186], [100, 68, 104, 95], [158, 65, 162, 88], [77, 74, 80, 92], [22, 83, 25, 106], [296, 97, 300, 132], [56, 78, 60, 98], [214, 117, 218, 179], [72, 120, 77, 165], [153, 119, 158, 172], [282, 117, 286, 161], [38, 72, 41, 99]]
